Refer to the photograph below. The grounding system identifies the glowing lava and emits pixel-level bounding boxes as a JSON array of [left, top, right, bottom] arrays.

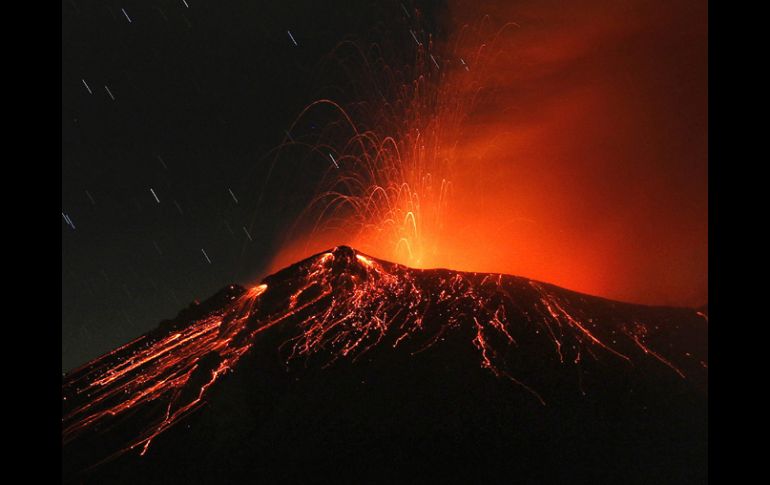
[[63, 246, 707, 471]]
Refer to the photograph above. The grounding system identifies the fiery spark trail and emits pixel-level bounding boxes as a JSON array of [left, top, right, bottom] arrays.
[[63, 247, 706, 469]]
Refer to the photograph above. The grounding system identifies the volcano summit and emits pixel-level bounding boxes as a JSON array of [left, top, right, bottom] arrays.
[[62, 246, 707, 484]]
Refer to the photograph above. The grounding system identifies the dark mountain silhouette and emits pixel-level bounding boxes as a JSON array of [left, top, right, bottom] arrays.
[[62, 246, 707, 484]]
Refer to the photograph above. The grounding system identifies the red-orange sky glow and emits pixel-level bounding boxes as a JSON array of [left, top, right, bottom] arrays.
[[269, 0, 707, 308]]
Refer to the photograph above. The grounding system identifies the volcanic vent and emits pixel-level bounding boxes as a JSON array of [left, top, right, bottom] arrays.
[[63, 246, 707, 484]]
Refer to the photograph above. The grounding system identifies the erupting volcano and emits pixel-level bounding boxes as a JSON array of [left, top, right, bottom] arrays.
[[63, 246, 707, 484], [62, 1, 707, 482]]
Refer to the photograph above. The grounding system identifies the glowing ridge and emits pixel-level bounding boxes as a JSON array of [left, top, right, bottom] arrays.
[[63, 247, 706, 468]]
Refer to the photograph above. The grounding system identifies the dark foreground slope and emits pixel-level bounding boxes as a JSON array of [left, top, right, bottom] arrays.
[[62, 246, 707, 484]]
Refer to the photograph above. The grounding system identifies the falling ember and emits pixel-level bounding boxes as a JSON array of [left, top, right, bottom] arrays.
[[63, 246, 706, 470]]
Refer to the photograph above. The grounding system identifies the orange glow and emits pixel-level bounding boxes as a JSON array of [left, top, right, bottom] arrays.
[[268, 0, 707, 307]]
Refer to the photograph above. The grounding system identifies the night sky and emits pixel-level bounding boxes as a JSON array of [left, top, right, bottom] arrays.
[[62, 0, 707, 371]]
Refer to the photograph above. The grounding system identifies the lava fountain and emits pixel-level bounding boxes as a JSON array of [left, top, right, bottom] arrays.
[[261, 6, 519, 273]]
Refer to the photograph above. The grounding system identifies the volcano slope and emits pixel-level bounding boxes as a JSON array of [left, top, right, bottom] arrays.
[[62, 246, 707, 484]]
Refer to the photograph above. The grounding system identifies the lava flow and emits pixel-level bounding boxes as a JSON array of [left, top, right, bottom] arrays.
[[63, 246, 707, 477]]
